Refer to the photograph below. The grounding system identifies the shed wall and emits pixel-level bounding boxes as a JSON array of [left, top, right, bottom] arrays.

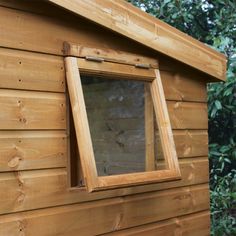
[[0, 3, 210, 235]]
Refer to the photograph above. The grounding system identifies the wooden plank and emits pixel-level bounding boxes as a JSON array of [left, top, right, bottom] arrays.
[[0, 47, 65, 92], [0, 89, 66, 130], [104, 211, 210, 236], [173, 130, 208, 158], [65, 57, 98, 192], [0, 184, 209, 235], [0, 131, 67, 172], [0, 0, 67, 16], [63, 41, 159, 68], [161, 70, 207, 102], [151, 70, 179, 171], [0, 157, 209, 214], [48, 0, 226, 81], [97, 169, 180, 191], [77, 58, 156, 81], [117, 184, 209, 230], [159, 56, 218, 84], [168, 101, 208, 129], [0, 6, 155, 61], [145, 84, 155, 171]]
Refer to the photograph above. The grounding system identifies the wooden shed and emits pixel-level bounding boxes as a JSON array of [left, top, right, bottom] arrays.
[[0, 0, 227, 235]]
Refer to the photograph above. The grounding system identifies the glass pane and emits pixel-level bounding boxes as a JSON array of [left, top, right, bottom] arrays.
[[81, 76, 164, 176]]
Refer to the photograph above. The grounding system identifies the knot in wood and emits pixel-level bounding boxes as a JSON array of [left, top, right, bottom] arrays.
[[8, 156, 22, 168]]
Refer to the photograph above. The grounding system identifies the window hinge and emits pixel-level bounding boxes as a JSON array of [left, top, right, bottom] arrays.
[[135, 63, 151, 69], [85, 56, 104, 63]]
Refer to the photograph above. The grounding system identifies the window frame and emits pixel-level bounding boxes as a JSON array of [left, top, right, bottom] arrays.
[[65, 56, 181, 192]]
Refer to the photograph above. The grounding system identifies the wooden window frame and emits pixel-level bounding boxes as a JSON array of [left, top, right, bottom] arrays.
[[65, 56, 181, 192]]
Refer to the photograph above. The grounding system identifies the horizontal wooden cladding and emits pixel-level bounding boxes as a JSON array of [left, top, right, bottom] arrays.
[[174, 130, 208, 158], [0, 47, 65, 92], [77, 58, 156, 81], [0, 184, 209, 235], [0, 49, 207, 102], [49, 0, 226, 81], [0, 157, 209, 214], [105, 211, 210, 236], [0, 131, 67, 172], [0, 89, 66, 130], [0, 6, 154, 62], [168, 101, 208, 129], [161, 70, 207, 102], [0, 129, 207, 173]]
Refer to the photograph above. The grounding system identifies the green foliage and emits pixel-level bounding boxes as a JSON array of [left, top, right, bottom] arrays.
[[128, 0, 236, 235], [210, 170, 236, 236]]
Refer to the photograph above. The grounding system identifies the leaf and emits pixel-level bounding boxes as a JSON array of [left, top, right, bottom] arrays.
[[215, 100, 222, 110], [224, 158, 231, 164]]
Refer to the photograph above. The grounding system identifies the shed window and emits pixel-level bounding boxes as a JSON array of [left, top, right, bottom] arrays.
[[65, 56, 181, 192]]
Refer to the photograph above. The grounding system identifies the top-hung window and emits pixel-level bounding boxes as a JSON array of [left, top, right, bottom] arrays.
[[64, 42, 181, 192]]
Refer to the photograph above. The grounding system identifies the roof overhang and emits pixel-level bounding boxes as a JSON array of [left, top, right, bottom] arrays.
[[48, 0, 227, 81]]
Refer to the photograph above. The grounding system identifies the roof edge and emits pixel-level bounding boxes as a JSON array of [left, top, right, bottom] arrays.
[[48, 0, 227, 81]]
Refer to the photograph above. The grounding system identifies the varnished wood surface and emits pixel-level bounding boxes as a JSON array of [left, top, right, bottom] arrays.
[[49, 0, 226, 81], [0, 48, 207, 102], [0, 131, 67, 171], [0, 184, 209, 235], [65, 57, 98, 192], [64, 41, 159, 68], [104, 211, 210, 236], [0, 47, 65, 92], [0, 3, 211, 233], [66, 57, 180, 191], [0, 157, 208, 215], [77, 58, 156, 81], [0, 129, 207, 173], [0, 89, 66, 130]]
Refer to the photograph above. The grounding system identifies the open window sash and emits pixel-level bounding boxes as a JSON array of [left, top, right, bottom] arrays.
[[65, 56, 181, 192]]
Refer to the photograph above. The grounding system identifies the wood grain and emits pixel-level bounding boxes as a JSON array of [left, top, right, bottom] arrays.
[[0, 184, 209, 235], [0, 6, 154, 60], [161, 70, 207, 102], [145, 84, 155, 171], [0, 131, 67, 171], [151, 70, 179, 171], [64, 41, 159, 68], [168, 101, 208, 129], [0, 47, 65, 92], [67, 61, 181, 191], [0, 157, 209, 214], [0, 3, 211, 234], [104, 211, 210, 236], [49, 0, 226, 81], [65, 57, 98, 192], [173, 130, 208, 158], [0, 47, 207, 102], [0, 89, 66, 130], [77, 58, 156, 81]]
